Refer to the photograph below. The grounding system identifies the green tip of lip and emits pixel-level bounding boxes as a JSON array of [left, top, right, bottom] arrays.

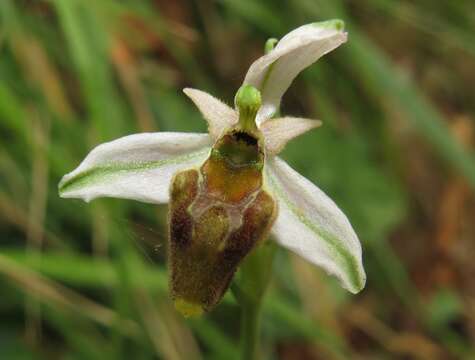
[[174, 298, 204, 318], [313, 19, 345, 31]]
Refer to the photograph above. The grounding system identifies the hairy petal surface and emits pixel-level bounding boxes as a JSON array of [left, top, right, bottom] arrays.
[[183, 88, 238, 139], [260, 116, 321, 155], [243, 20, 347, 124], [265, 156, 366, 293], [59, 132, 212, 204]]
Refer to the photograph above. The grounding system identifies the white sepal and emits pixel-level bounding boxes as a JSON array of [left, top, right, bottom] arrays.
[[183, 88, 238, 139], [59, 132, 212, 204], [260, 116, 321, 155], [265, 156, 366, 293], [243, 20, 347, 124]]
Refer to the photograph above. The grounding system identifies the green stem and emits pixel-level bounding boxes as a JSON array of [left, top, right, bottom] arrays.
[[240, 299, 261, 360], [234, 241, 277, 360]]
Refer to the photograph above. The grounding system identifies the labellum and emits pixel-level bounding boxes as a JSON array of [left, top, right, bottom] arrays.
[[168, 86, 277, 316]]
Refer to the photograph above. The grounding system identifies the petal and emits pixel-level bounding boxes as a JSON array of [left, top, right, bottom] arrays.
[[243, 20, 347, 124], [260, 116, 321, 155], [59, 132, 212, 204], [183, 88, 238, 139], [264, 156, 365, 293]]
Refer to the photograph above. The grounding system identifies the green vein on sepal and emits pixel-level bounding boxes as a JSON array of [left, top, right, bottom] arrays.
[[313, 19, 345, 31], [59, 148, 210, 195], [265, 166, 364, 293]]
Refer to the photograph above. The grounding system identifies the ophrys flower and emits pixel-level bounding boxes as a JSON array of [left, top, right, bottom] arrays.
[[59, 19, 366, 316]]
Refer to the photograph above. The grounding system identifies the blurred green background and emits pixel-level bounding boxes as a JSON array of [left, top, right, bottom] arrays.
[[1, 0, 475, 359]]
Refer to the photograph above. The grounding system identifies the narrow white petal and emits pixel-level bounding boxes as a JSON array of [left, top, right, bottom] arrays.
[[265, 156, 365, 293], [243, 20, 347, 124], [260, 116, 321, 155], [59, 132, 212, 204], [183, 88, 238, 139]]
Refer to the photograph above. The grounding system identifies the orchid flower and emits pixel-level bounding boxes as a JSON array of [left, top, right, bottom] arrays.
[[59, 20, 365, 316]]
